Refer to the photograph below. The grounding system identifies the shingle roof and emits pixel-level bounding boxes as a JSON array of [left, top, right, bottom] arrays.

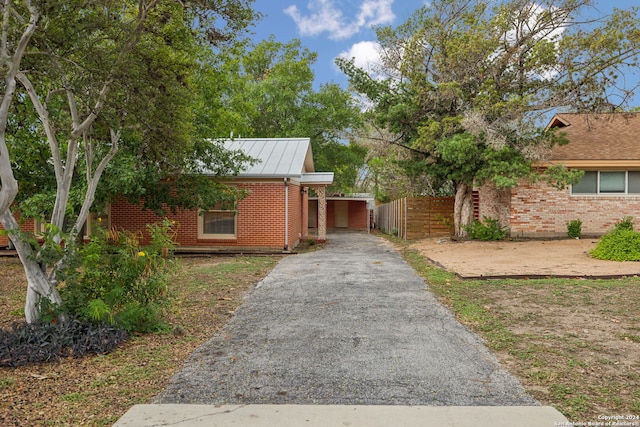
[[549, 112, 640, 161], [224, 138, 315, 178]]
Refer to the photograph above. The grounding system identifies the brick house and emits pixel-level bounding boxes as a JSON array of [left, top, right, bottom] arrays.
[[478, 112, 640, 237], [105, 138, 334, 252], [0, 215, 35, 249]]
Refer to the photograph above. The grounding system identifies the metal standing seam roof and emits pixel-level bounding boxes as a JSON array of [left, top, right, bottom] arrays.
[[223, 138, 315, 178]]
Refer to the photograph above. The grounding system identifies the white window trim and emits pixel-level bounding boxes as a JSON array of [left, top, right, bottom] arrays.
[[198, 209, 237, 240], [571, 170, 640, 196]]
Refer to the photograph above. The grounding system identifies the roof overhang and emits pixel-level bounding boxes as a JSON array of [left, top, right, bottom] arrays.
[[301, 172, 334, 185], [537, 160, 640, 169], [546, 114, 571, 129]]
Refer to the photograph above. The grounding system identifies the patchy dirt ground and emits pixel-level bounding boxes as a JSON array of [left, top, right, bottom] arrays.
[[1, 239, 639, 423], [407, 237, 640, 420], [0, 256, 280, 427], [411, 237, 640, 278]]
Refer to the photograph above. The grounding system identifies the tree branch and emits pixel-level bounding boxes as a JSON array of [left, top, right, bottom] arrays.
[[16, 72, 64, 183], [0, 1, 39, 215]]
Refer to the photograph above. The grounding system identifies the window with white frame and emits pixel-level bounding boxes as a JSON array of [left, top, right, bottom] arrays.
[[571, 171, 640, 195], [198, 202, 236, 239]]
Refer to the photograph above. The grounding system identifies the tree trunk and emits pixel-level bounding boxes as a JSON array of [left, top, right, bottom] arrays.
[[453, 182, 474, 237], [0, 210, 63, 323]]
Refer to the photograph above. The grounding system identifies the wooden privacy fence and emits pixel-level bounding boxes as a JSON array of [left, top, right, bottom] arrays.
[[374, 196, 454, 240]]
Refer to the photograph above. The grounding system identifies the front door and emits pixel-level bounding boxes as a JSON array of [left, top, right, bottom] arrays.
[[334, 201, 349, 228]]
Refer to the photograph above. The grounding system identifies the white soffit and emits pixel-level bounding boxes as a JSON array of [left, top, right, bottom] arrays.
[[301, 172, 334, 185]]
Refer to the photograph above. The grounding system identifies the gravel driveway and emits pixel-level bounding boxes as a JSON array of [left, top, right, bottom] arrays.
[[155, 232, 537, 406]]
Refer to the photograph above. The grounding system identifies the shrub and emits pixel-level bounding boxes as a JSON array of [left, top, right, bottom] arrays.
[[464, 216, 507, 241], [0, 320, 126, 367], [566, 219, 582, 239], [56, 219, 178, 333], [614, 216, 635, 232], [590, 229, 640, 261]]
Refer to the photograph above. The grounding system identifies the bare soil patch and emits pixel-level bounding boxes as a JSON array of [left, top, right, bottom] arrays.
[[412, 238, 640, 278], [406, 237, 640, 420]]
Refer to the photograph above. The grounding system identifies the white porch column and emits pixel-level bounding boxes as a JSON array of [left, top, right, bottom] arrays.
[[316, 185, 327, 242]]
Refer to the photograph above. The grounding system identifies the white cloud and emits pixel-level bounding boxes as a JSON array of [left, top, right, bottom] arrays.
[[284, 0, 395, 40], [337, 40, 382, 74]]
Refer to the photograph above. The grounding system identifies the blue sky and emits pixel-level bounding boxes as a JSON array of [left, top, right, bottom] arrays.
[[250, 0, 640, 106]]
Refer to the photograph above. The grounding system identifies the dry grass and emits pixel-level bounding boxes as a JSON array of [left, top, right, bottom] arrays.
[[401, 245, 640, 422], [0, 256, 280, 427], [3, 235, 640, 425]]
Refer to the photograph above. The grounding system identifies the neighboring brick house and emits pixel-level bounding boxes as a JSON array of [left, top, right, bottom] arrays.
[[110, 138, 334, 252], [478, 112, 640, 237]]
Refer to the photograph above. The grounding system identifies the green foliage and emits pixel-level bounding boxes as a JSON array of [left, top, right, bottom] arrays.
[[464, 216, 507, 241], [203, 38, 365, 192], [567, 219, 583, 239], [338, 0, 640, 226], [540, 165, 584, 191], [591, 229, 640, 262], [58, 220, 178, 333], [615, 216, 635, 232]]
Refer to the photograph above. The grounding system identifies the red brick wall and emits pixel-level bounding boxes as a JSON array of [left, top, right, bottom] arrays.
[[347, 200, 369, 230], [0, 213, 35, 247], [110, 198, 197, 245], [481, 180, 640, 237], [286, 181, 302, 249], [477, 184, 511, 227], [324, 200, 370, 230], [110, 180, 306, 251]]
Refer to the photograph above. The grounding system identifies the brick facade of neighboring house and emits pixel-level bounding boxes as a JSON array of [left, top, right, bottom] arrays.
[[478, 113, 640, 237]]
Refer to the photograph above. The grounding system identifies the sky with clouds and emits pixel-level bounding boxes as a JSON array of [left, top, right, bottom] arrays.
[[251, 0, 640, 95], [251, 0, 409, 86]]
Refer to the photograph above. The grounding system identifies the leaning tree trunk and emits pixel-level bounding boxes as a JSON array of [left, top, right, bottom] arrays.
[[0, 210, 63, 323], [453, 182, 474, 237]]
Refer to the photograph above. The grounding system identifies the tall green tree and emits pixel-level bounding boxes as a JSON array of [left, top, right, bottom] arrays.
[[338, 0, 640, 235], [0, 0, 256, 323], [203, 37, 365, 193]]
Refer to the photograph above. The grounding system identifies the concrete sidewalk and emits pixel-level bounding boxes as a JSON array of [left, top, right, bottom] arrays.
[[114, 232, 568, 426], [114, 404, 568, 426]]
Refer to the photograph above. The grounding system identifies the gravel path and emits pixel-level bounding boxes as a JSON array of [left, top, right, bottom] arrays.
[[155, 232, 537, 406]]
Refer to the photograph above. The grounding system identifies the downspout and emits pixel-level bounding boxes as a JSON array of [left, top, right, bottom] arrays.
[[284, 178, 289, 252]]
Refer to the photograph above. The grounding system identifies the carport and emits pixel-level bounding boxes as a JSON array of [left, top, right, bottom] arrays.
[[309, 194, 374, 232]]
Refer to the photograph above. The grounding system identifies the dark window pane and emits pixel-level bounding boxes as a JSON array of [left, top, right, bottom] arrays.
[[629, 172, 640, 193], [572, 171, 597, 194], [203, 212, 235, 235]]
